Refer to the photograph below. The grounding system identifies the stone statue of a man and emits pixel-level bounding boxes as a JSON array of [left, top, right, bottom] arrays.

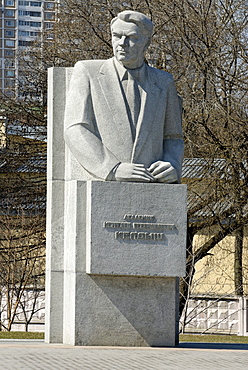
[[64, 10, 184, 183]]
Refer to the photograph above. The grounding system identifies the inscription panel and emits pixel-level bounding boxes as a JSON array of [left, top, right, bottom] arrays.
[[86, 181, 187, 277], [103, 215, 176, 241], [115, 231, 165, 241]]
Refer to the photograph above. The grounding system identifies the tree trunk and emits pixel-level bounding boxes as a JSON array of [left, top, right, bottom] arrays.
[[179, 223, 195, 319], [234, 226, 244, 296]]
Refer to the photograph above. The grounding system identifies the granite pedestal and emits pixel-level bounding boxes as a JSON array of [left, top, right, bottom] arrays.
[[63, 180, 186, 346]]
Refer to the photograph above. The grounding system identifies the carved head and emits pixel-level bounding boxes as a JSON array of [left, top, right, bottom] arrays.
[[111, 11, 154, 69]]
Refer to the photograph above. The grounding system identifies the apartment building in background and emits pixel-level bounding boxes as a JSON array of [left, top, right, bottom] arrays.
[[0, 0, 57, 97]]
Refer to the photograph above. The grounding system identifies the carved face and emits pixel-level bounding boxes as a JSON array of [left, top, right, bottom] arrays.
[[111, 19, 149, 69]]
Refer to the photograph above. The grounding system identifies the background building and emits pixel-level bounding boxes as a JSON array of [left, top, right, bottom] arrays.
[[0, 0, 57, 97]]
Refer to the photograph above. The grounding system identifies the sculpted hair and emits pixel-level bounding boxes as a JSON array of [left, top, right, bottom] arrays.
[[111, 10, 153, 38]]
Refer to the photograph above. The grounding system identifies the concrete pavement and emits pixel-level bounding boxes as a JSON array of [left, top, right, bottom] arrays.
[[0, 340, 247, 370]]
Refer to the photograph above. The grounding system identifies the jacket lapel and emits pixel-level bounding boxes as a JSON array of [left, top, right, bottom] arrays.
[[98, 58, 133, 155], [131, 66, 162, 162]]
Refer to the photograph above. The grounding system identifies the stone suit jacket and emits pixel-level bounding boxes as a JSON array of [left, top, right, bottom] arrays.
[[64, 57, 184, 181]]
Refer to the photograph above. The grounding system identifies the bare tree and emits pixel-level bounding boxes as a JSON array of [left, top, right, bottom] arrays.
[[156, 0, 248, 311], [0, 209, 45, 331], [0, 92, 46, 330]]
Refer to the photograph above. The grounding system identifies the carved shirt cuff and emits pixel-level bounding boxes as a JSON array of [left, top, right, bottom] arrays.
[[106, 163, 121, 181]]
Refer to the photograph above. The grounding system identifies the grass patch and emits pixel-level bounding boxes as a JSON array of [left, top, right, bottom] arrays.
[[180, 334, 248, 344], [0, 332, 247, 343], [0, 331, 44, 340]]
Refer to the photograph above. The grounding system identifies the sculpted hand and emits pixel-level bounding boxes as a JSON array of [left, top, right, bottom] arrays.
[[148, 161, 178, 183], [115, 163, 155, 182]]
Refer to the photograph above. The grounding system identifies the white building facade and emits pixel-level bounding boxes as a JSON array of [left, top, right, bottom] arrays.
[[0, 0, 57, 97]]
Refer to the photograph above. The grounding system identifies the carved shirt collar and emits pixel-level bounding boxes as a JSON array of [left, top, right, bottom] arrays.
[[113, 57, 147, 86]]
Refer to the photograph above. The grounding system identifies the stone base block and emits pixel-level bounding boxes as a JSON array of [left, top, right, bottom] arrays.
[[64, 273, 179, 347]]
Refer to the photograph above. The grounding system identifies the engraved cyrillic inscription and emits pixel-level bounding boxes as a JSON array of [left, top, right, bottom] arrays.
[[133, 223, 175, 231], [124, 214, 156, 221], [103, 214, 176, 243], [115, 231, 164, 241], [103, 221, 131, 229]]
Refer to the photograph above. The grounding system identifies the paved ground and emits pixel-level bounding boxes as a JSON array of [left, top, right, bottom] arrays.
[[0, 340, 247, 370]]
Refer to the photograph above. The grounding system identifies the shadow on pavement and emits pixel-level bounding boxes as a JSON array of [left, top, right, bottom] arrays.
[[178, 342, 248, 350]]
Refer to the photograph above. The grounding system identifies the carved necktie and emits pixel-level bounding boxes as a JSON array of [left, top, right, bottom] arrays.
[[126, 73, 141, 130]]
